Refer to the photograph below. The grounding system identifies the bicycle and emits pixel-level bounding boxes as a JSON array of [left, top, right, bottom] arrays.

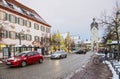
[[92, 54, 108, 65]]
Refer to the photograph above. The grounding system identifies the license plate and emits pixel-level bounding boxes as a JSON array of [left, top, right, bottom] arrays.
[[7, 62, 11, 64]]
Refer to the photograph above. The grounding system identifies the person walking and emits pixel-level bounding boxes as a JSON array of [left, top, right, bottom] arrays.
[[104, 48, 109, 59]]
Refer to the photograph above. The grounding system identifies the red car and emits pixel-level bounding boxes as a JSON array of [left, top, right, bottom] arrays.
[[6, 51, 44, 67]]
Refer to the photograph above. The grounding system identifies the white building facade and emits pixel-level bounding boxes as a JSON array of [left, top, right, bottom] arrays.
[[0, 0, 51, 52]]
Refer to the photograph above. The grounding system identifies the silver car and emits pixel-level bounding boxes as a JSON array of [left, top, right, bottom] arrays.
[[51, 51, 67, 59]]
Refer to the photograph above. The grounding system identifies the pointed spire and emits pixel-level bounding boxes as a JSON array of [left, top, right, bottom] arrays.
[[93, 18, 95, 21], [93, 18, 96, 23]]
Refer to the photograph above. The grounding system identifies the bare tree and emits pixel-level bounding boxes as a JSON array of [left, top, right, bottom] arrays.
[[99, 2, 120, 60]]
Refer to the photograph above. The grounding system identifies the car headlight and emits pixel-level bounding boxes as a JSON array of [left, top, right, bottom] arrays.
[[14, 58, 20, 62]]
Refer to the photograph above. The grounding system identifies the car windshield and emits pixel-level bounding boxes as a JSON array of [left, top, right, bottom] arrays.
[[54, 51, 62, 54], [15, 52, 27, 57]]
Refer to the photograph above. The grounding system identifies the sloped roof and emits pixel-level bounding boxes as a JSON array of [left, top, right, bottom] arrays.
[[0, 0, 51, 27]]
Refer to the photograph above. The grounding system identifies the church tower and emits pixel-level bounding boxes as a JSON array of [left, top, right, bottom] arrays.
[[90, 18, 99, 51]]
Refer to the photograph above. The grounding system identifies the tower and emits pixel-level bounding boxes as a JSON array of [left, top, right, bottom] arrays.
[[90, 18, 99, 51]]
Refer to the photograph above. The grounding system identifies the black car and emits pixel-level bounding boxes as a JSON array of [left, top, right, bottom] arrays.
[[74, 49, 86, 54]]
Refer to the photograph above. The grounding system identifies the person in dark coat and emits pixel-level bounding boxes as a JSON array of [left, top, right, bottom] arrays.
[[104, 48, 108, 59], [41, 47, 45, 55]]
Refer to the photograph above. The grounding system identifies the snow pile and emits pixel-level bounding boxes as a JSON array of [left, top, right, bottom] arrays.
[[106, 61, 119, 79]]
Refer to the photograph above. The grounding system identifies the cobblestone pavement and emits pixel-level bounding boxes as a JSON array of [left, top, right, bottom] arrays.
[[70, 59, 113, 79]]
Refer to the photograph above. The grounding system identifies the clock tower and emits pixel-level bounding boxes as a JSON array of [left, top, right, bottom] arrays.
[[90, 18, 99, 51]]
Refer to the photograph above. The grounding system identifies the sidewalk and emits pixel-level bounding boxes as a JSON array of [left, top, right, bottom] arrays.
[[69, 52, 120, 79], [70, 60, 113, 79]]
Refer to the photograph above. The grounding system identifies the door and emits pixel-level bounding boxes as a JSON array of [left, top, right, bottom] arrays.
[[26, 52, 35, 64]]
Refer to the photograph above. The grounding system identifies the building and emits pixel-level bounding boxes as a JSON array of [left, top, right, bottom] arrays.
[[0, 0, 51, 53], [90, 18, 99, 51]]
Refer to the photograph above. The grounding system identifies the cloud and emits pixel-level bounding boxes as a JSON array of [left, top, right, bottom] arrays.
[[17, 0, 118, 40]]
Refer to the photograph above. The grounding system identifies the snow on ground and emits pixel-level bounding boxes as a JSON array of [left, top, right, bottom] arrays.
[[106, 61, 119, 79]]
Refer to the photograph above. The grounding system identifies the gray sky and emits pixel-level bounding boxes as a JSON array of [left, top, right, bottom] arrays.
[[17, 0, 119, 40]]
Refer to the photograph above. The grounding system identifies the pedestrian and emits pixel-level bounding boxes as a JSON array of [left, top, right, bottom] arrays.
[[104, 48, 108, 59]]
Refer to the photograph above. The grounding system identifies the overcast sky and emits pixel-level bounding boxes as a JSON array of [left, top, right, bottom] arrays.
[[17, 0, 119, 40]]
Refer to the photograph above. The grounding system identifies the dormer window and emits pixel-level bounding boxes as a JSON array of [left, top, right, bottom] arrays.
[[7, 2, 14, 9], [21, 8, 28, 15]]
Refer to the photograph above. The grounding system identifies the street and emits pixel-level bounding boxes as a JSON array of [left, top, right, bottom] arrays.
[[0, 51, 93, 79]]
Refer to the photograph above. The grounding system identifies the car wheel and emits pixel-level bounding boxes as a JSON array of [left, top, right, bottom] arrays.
[[59, 55, 62, 59], [39, 59, 43, 63], [21, 61, 27, 67], [65, 55, 67, 58]]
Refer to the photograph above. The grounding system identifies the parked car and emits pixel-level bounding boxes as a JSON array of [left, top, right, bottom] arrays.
[[51, 51, 67, 59], [6, 51, 44, 67], [74, 49, 86, 54]]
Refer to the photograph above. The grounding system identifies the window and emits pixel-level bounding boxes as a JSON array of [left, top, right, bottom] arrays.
[[7, 2, 14, 9], [5, 13, 9, 21], [21, 8, 28, 15], [46, 28, 50, 33], [34, 23, 39, 30], [18, 18, 24, 25], [24, 20, 31, 28], [30, 13, 35, 18], [9, 31, 16, 39], [0, 11, 6, 20], [1, 30, 8, 38], [41, 26, 45, 31], [28, 52, 34, 56], [9, 14, 17, 23], [33, 52, 38, 55], [20, 33, 25, 40], [34, 36, 40, 42], [26, 34, 32, 41], [15, 33, 19, 39], [27, 21, 31, 27]]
